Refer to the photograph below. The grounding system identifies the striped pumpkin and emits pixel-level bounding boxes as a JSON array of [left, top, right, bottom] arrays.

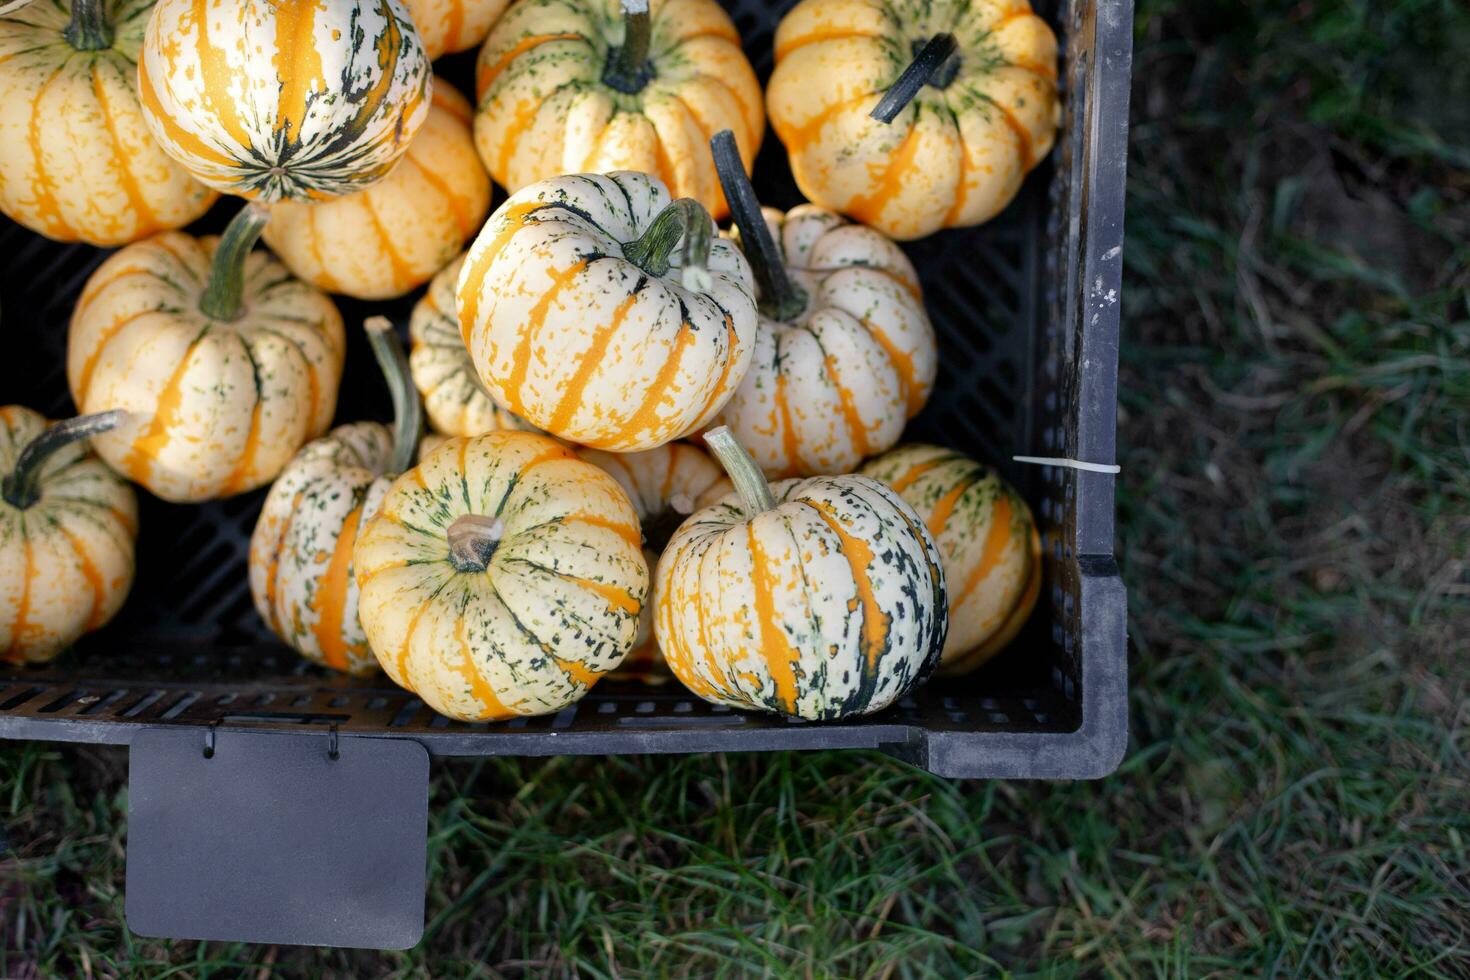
[[859, 444, 1039, 674], [409, 253, 547, 438], [767, 0, 1060, 240], [456, 171, 757, 452], [713, 203, 936, 478], [261, 79, 491, 300], [655, 428, 945, 719], [353, 429, 649, 722], [0, 0, 217, 245], [249, 318, 421, 674], [68, 205, 346, 503], [403, 0, 507, 59], [579, 441, 722, 685], [138, 0, 433, 202], [473, 0, 763, 219], [1, 407, 138, 664]]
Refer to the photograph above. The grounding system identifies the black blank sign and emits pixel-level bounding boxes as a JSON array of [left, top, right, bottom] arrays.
[[127, 728, 429, 949]]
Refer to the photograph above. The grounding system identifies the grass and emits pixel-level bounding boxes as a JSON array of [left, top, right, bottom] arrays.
[[3, 0, 1469, 974]]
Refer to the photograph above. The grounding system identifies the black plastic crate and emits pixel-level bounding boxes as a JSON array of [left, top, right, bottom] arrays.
[[0, 0, 1129, 781]]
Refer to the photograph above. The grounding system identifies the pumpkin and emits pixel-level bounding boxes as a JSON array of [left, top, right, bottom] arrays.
[[352, 429, 649, 722], [655, 427, 945, 719], [403, 0, 507, 60], [0, 0, 217, 245], [766, 0, 1059, 240], [260, 79, 491, 300], [137, 0, 433, 202], [456, 171, 757, 452], [473, 0, 763, 219], [68, 203, 346, 502], [1, 408, 138, 664], [860, 444, 1039, 674], [706, 131, 937, 478], [249, 317, 422, 674], [579, 441, 721, 685], [409, 252, 547, 438]]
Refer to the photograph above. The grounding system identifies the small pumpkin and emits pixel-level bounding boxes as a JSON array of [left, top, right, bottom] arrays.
[[456, 171, 757, 452], [766, 0, 1059, 240], [403, 0, 507, 59], [1, 408, 138, 664], [68, 203, 346, 502], [473, 0, 763, 219], [249, 317, 423, 675], [353, 429, 649, 722], [655, 427, 945, 719], [0, 0, 217, 245], [579, 441, 722, 685], [261, 79, 492, 300], [707, 131, 936, 477], [860, 444, 1039, 674], [409, 252, 546, 438], [138, 0, 433, 202]]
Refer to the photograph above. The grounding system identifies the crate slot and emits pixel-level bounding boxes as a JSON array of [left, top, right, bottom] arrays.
[[158, 692, 202, 720], [0, 686, 46, 712], [120, 689, 169, 718], [79, 689, 131, 716]]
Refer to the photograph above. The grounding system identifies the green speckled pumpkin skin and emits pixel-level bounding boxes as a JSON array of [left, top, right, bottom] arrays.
[[859, 444, 1040, 673]]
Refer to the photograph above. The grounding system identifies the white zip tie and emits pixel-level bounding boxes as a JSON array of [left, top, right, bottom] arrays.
[[1012, 455, 1121, 474]]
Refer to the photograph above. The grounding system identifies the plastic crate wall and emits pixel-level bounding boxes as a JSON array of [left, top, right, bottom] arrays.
[[0, 0, 1130, 778]]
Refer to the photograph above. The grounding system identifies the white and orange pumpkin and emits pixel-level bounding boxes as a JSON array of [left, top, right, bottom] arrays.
[[707, 131, 936, 477], [579, 441, 722, 684], [262, 79, 491, 300], [473, 0, 763, 219], [138, 0, 432, 202], [403, 0, 507, 60], [1, 407, 138, 664], [249, 317, 422, 675], [68, 204, 346, 502], [456, 171, 757, 452], [655, 427, 946, 718], [0, 0, 217, 244], [409, 252, 546, 438], [353, 429, 649, 722], [767, 0, 1060, 239], [859, 444, 1039, 673]]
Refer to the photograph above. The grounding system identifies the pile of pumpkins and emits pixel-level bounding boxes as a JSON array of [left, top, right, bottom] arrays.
[[0, 0, 1057, 723]]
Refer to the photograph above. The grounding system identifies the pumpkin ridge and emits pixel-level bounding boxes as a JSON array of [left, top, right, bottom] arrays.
[[476, 32, 586, 97], [25, 60, 74, 239], [261, 488, 305, 635], [450, 610, 516, 719], [797, 496, 894, 688], [189, 0, 255, 153], [982, 91, 1034, 170], [50, 518, 106, 630], [746, 522, 801, 713], [504, 257, 592, 418], [309, 497, 367, 671], [90, 59, 159, 237], [855, 312, 924, 415], [922, 468, 983, 541], [948, 491, 1013, 613], [503, 556, 641, 616], [546, 284, 641, 435], [11, 524, 33, 654], [271, 0, 327, 147], [73, 306, 169, 402], [218, 332, 267, 495]]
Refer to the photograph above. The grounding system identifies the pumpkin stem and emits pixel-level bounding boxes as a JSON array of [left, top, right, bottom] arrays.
[[602, 0, 655, 94], [2, 410, 127, 510], [622, 197, 713, 291], [365, 316, 423, 478], [710, 130, 808, 322], [199, 202, 271, 322], [447, 515, 504, 573], [64, 0, 114, 51], [870, 33, 960, 123], [703, 426, 775, 517]]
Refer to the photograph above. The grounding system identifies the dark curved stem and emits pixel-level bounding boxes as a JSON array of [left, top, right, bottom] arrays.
[[199, 202, 271, 321], [870, 33, 959, 124], [710, 130, 807, 322], [703, 426, 774, 517], [2, 410, 126, 509], [602, 0, 654, 94], [365, 317, 423, 478], [64, 0, 114, 51], [623, 197, 712, 289]]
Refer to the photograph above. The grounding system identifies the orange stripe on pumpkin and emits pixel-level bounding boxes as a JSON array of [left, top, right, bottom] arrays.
[[949, 493, 1015, 614], [924, 471, 983, 543], [26, 63, 73, 240], [747, 526, 800, 713], [888, 456, 946, 494], [620, 316, 696, 444], [272, 0, 327, 143], [801, 498, 891, 677], [774, 27, 877, 60], [846, 117, 924, 228], [55, 524, 107, 631], [823, 352, 870, 459], [858, 315, 924, 417], [457, 201, 541, 347], [74, 307, 163, 404], [192, 0, 256, 152], [450, 612, 516, 719], [503, 258, 589, 418], [91, 63, 158, 239], [310, 501, 363, 671], [545, 289, 638, 436], [123, 337, 200, 484], [476, 33, 586, 97], [262, 489, 305, 635], [562, 513, 642, 551]]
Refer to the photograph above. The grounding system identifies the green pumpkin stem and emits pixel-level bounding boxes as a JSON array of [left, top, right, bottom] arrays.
[[710, 129, 807, 322], [703, 426, 775, 517], [364, 317, 423, 478], [2, 410, 127, 510], [447, 515, 504, 573], [623, 196, 713, 291], [64, 0, 114, 51], [198, 202, 271, 322], [602, 0, 654, 94], [870, 33, 960, 123]]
